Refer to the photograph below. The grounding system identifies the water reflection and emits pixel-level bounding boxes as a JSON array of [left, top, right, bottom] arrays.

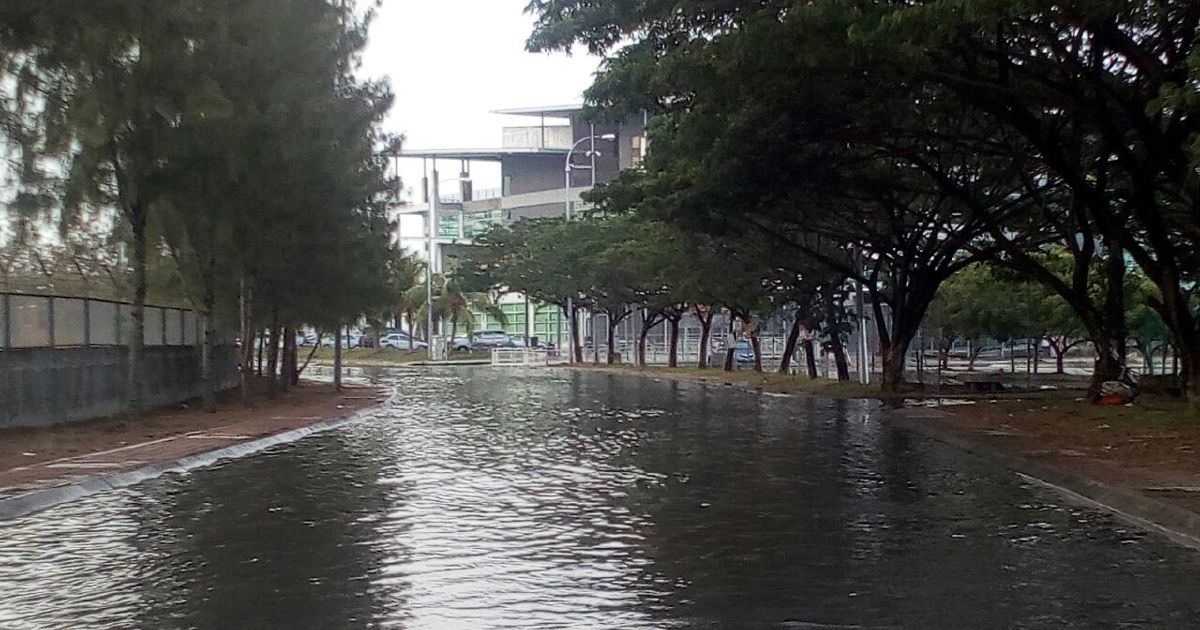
[[1, 368, 1199, 629]]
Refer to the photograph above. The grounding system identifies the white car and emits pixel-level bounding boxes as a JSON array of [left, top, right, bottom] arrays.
[[320, 333, 361, 349], [470, 330, 514, 349], [381, 332, 427, 350]]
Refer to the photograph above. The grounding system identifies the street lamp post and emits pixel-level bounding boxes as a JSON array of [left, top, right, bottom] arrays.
[[563, 131, 616, 362]]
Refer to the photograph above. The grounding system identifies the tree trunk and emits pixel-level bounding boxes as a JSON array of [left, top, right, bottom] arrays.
[[126, 205, 148, 412], [968, 346, 981, 372], [201, 271, 217, 413], [280, 325, 295, 393], [267, 321, 281, 397], [829, 333, 850, 381], [565, 303, 582, 363], [1085, 236, 1128, 401], [696, 309, 714, 369], [1089, 339, 1125, 401], [638, 325, 650, 367], [607, 318, 618, 364], [239, 277, 253, 406], [723, 346, 735, 372], [750, 333, 763, 373], [256, 328, 265, 377], [803, 338, 818, 379], [667, 317, 681, 368], [334, 321, 343, 392], [881, 341, 910, 393], [407, 311, 415, 351], [297, 340, 320, 380], [779, 315, 803, 374]]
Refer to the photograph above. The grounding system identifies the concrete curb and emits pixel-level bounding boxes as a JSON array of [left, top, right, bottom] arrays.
[[0, 388, 397, 522], [893, 409, 1200, 551]]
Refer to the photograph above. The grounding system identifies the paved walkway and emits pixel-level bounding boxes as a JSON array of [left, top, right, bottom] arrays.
[[0, 384, 387, 501]]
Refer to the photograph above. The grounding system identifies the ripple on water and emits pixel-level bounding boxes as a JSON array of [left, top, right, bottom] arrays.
[[0, 369, 1199, 629]]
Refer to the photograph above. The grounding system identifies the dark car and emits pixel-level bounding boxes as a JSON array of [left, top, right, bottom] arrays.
[[734, 338, 756, 364]]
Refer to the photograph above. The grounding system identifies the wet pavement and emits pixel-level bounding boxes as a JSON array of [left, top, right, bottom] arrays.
[[1, 368, 1199, 629]]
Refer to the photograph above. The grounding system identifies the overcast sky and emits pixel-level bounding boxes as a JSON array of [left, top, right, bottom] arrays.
[[360, 0, 602, 195]]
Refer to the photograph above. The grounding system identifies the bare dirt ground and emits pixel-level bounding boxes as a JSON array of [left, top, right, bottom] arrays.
[[0, 381, 388, 499], [909, 396, 1200, 513]]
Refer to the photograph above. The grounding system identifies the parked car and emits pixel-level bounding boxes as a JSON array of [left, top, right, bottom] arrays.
[[507, 335, 548, 349], [380, 332, 427, 350], [733, 338, 757, 364], [469, 330, 515, 349], [452, 334, 473, 351], [320, 332, 361, 349]]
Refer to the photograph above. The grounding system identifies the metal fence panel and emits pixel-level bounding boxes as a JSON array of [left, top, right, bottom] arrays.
[[164, 308, 184, 346], [90, 300, 120, 346], [53, 297, 87, 347], [116, 303, 133, 345], [183, 310, 198, 345], [144, 306, 165, 347], [10, 295, 51, 348]]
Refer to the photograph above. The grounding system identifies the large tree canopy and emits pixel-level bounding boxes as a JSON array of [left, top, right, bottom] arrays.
[[526, 0, 1198, 399]]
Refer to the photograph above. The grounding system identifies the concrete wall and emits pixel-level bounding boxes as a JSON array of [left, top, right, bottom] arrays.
[[0, 346, 239, 429], [501, 154, 565, 196]]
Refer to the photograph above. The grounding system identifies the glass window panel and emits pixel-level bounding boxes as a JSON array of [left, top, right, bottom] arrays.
[[10, 296, 51, 348], [53, 297, 86, 347]]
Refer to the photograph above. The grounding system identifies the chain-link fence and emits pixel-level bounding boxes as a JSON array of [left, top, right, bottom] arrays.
[[1, 292, 202, 349]]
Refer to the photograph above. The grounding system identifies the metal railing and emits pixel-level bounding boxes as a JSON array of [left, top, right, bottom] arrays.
[[0, 292, 204, 350], [491, 347, 552, 367]]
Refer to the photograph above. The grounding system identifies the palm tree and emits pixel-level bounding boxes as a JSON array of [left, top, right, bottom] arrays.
[[388, 250, 426, 350], [404, 273, 507, 345]]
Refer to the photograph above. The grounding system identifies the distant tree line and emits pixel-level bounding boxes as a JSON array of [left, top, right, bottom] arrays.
[[512, 0, 1200, 402], [0, 0, 413, 409]]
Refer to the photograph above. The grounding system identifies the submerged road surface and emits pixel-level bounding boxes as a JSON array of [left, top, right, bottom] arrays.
[[2, 369, 1199, 629]]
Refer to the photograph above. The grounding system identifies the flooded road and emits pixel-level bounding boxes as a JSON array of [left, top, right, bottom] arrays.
[[2, 368, 1200, 629]]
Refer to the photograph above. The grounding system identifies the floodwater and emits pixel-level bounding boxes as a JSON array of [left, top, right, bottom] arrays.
[[2, 369, 1200, 629]]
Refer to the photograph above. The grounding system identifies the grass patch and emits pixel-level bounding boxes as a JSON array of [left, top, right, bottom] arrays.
[[306, 347, 491, 366], [588, 364, 879, 398]]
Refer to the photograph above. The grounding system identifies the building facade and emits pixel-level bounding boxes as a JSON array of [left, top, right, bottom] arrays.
[[397, 105, 648, 348]]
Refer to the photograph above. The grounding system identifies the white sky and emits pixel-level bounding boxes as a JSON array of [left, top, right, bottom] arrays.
[[360, 0, 602, 196]]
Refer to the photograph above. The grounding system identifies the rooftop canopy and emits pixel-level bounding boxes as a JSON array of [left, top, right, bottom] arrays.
[[398, 147, 568, 162], [491, 104, 584, 119]]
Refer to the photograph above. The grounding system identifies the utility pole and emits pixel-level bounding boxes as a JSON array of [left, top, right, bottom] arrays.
[[427, 168, 438, 361], [854, 249, 870, 385]]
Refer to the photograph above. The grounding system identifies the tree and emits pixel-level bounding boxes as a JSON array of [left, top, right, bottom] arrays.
[[463, 217, 612, 363], [4, 0, 395, 402], [529, 0, 1040, 392], [425, 271, 507, 340], [857, 0, 1200, 401], [387, 249, 425, 347]]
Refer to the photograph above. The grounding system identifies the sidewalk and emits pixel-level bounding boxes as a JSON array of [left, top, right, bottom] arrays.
[[0, 382, 388, 504]]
